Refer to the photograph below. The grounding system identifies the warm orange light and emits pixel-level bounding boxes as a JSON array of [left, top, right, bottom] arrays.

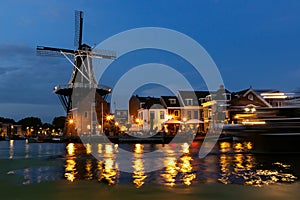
[[69, 119, 74, 124], [165, 114, 174, 120], [106, 115, 114, 121]]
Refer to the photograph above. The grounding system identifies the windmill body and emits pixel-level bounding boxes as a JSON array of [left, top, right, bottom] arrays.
[[37, 11, 116, 135]]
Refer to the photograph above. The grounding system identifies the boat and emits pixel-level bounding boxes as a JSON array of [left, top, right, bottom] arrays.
[[222, 107, 300, 153]]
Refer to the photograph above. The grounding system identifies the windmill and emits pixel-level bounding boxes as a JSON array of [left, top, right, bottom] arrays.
[[37, 11, 116, 135]]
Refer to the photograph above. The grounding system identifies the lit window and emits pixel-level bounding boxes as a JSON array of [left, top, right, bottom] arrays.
[[174, 110, 180, 117]]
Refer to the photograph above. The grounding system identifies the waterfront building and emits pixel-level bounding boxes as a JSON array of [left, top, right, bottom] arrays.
[[114, 109, 129, 131], [177, 90, 209, 120], [202, 85, 231, 130], [160, 96, 182, 120], [137, 104, 167, 132]]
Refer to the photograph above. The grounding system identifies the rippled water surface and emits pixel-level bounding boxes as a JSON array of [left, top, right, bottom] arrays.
[[1, 139, 299, 189]]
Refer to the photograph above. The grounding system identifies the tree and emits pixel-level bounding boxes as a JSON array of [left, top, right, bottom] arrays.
[[52, 116, 66, 131], [17, 117, 42, 131], [0, 117, 16, 124]]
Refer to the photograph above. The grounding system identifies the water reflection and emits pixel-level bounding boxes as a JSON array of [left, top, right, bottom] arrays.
[[65, 159, 77, 182], [9, 140, 14, 159], [132, 144, 146, 188], [85, 159, 93, 180], [59, 141, 298, 187], [218, 141, 297, 186], [65, 143, 77, 182], [160, 143, 195, 186]]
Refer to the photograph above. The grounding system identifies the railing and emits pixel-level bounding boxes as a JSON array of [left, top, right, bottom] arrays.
[[54, 83, 112, 92]]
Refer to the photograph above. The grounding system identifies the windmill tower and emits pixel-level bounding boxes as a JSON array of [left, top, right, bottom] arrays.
[[37, 11, 116, 135]]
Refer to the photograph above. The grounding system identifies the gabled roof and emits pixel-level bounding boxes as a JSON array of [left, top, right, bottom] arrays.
[[160, 96, 181, 107], [130, 95, 162, 109], [178, 90, 210, 106], [142, 97, 161, 109], [230, 87, 272, 107]]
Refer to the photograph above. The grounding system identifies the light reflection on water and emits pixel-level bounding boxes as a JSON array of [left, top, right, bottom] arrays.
[[1, 140, 298, 187]]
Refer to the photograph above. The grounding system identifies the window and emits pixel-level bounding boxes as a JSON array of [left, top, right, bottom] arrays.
[[248, 94, 254, 101], [150, 111, 155, 120], [140, 102, 145, 108], [84, 112, 88, 118], [169, 98, 176, 104], [185, 99, 193, 106], [206, 95, 212, 101], [139, 112, 143, 120], [225, 94, 231, 101], [92, 112, 96, 121], [160, 111, 165, 119], [187, 111, 192, 119], [194, 110, 199, 119], [174, 110, 180, 117], [199, 98, 206, 104]]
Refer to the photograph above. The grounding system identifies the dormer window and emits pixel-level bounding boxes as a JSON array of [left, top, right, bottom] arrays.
[[199, 98, 206, 104], [185, 98, 193, 106], [169, 98, 176, 104], [224, 93, 231, 101], [205, 95, 212, 101]]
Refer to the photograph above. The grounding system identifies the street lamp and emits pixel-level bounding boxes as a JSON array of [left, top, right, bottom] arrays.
[[69, 119, 74, 124]]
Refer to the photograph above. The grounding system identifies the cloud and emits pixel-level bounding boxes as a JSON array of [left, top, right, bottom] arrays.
[[0, 44, 71, 105]]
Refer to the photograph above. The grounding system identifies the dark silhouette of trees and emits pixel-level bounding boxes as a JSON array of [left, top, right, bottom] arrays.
[[17, 117, 42, 131], [52, 116, 66, 131]]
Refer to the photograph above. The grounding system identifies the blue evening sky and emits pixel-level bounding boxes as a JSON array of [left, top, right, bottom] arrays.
[[0, 0, 300, 122]]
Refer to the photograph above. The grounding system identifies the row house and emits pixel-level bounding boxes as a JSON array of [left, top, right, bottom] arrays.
[[216, 87, 289, 125], [114, 109, 129, 131], [201, 85, 231, 131], [129, 92, 209, 132], [178, 91, 209, 121], [129, 95, 166, 131], [128, 86, 292, 132], [160, 96, 181, 120]]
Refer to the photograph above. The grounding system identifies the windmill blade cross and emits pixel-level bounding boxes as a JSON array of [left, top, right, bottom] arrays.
[[90, 49, 117, 59], [36, 46, 75, 58], [74, 10, 84, 48]]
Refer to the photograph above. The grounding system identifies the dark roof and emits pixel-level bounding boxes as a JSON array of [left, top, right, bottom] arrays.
[[229, 96, 269, 107], [160, 96, 181, 107], [233, 87, 279, 96], [133, 95, 161, 109], [178, 91, 210, 106], [229, 88, 271, 107]]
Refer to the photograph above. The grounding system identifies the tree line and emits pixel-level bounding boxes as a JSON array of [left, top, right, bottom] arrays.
[[0, 116, 66, 132]]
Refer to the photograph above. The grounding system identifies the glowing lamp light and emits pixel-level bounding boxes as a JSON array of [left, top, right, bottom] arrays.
[[106, 115, 114, 121]]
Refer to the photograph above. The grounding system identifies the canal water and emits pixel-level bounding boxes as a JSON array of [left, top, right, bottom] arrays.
[[0, 140, 299, 199]]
